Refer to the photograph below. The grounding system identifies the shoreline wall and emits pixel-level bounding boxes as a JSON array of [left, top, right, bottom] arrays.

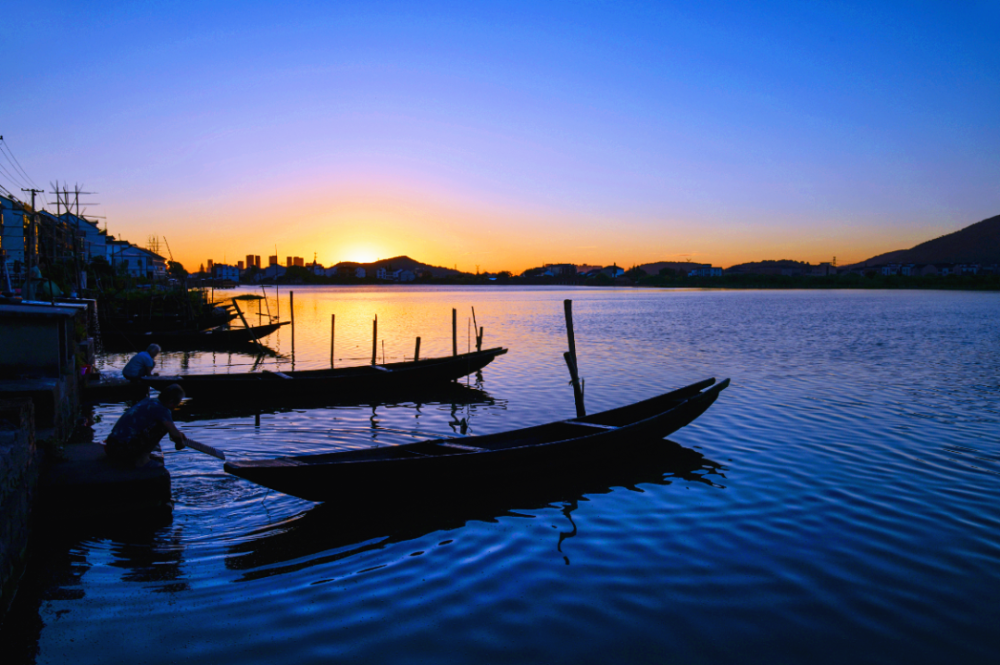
[[0, 400, 39, 621]]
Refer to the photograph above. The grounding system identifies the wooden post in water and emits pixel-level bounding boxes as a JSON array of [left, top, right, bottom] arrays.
[[478, 327, 484, 352], [372, 315, 378, 365], [414, 336, 421, 361], [452, 308, 457, 356], [330, 314, 335, 367], [563, 299, 586, 418], [290, 291, 295, 363]]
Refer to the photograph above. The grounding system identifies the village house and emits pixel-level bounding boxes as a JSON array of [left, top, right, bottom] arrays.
[[393, 269, 416, 282]]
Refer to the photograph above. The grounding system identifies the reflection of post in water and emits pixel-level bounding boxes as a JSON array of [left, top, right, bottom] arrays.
[[557, 499, 579, 565]]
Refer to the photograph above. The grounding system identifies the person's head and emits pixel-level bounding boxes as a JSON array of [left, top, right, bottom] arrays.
[[147, 344, 161, 359], [158, 384, 185, 408]]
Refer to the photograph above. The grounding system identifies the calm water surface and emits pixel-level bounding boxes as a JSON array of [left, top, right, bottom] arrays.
[[6, 286, 999, 664]]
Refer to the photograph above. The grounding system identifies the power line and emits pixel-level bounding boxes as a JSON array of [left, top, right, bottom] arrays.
[[0, 139, 37, 189], [0, 161, 27, 194]]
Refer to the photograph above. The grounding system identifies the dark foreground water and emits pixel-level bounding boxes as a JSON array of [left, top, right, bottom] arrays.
[[4, 286, 999, 664]]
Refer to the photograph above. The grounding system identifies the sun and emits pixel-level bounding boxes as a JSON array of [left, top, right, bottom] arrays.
[[341, 246, 381, 264]]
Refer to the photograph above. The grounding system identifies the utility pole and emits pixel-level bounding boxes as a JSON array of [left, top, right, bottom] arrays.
[[21, 188, 43, 210]]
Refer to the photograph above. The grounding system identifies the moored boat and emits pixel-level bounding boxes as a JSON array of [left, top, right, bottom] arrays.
[[144, 346, 509, 401], [223, 377, 729, 502], [101, 321, 288, 350]]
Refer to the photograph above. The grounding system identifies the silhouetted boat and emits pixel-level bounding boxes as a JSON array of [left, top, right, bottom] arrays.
[[144, 347, 509, 400], [224, 377, 729, 502], [101, 321, 288, 350]]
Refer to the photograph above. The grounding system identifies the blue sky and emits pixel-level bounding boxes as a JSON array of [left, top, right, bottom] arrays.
[[3, 0, 998, 270]]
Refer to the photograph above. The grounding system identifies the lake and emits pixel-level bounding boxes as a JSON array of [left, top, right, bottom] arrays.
[[4, 286, 999, 664]]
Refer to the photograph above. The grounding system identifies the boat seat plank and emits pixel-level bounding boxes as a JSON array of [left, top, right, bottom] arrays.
[[372, 366, 392, 372], [435, 442, 483, 451], [567, 421, 618, 430]]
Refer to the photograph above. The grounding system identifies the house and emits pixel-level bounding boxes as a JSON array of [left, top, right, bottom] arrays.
[[355, 267, 366, 279], [544, 263, 577, 277], [257, 264, 286, 281], [689, 266, 723, 277], [0, 194, 28, 266], [393, 269, 416, 283], [213, 264, 240, 281], [61, 213, 107, 262], [880, 264, 901, 276], [322, 266, 338, 277], [107, 243, 167, 279], [375, 267, 388, 280], [600, 265, 625, 278]]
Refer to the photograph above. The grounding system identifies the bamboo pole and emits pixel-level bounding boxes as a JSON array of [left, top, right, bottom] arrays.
[[232, 298, 265, 353], [290, 290, 295, 363], [330, 314, 335, 367], [563, 299, 586, 418], [478, 326, 484, 352], [452, 308, 457, 356], [414, 336, 421, 361], [372, 315, 378, 365]]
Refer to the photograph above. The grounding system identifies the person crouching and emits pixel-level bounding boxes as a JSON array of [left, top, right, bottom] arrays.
[[123, 344, 161, 382], [105, 384, 188, 467]]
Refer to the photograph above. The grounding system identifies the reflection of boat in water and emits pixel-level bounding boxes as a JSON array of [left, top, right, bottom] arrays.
[[224, 437, 724, 580], [144, 347, 508, 401], [225, 378, 729, 502], [172, 382, 499, 422]]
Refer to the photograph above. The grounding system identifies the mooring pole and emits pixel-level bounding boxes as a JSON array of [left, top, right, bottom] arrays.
[[330, 314, 335, 367], [414, 336, 421, 361], [290, 290, 295, 364], [452, 308, 457, 356], [563, 299, 586, 418], [372, 315, 378, 365], [478, 326, 484, 352]]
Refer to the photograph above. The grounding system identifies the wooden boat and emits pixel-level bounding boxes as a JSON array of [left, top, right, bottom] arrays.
[[144, 346, 509, 400], [224, 377, 730, 502], [101, 321, 288, 351]]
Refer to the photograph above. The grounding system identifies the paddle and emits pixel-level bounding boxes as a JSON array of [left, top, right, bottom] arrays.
[[178, 438, 226, 461]]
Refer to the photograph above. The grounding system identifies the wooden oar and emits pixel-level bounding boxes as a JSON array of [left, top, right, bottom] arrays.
[[180, 438, 226, 461]]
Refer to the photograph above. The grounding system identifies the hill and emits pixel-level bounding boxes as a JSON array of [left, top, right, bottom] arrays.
[[725, 260, 814, 275], [637, 261, 710, 275], [332, 256, 466, 278], [846, 214, 1000, 268]]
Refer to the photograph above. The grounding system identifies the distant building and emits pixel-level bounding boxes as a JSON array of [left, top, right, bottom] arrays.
[[375, 267, 388, 280], [109, 243, 167, 279], [322, 266, 338, 277], [689, 266, 723, 277], [394, 269, 416, 282], [600, 265, 625, 278], [213, 263, 239, 280], [544, 263, 577, 277], [355, 267, 366, 279], [258, 264, 286, 281], [293, 257, 304, 267], [268, 255, 278, 266], [237, 260, 244, 271]]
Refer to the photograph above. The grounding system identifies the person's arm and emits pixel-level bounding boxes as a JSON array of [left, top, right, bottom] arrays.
[[162, 418, 187, 449]]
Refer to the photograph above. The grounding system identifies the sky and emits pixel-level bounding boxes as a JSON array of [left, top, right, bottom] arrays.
[[3, 0, 999, 272]]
